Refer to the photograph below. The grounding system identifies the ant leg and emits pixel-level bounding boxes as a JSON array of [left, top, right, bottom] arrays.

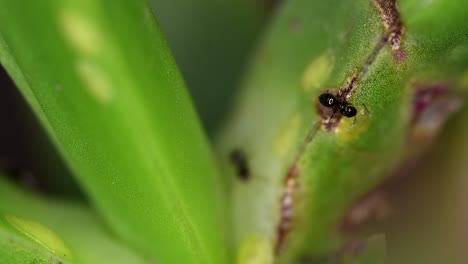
[[352, 104, 370, 125], [352, 104, 370, 126], [362, 103, 371, 114]]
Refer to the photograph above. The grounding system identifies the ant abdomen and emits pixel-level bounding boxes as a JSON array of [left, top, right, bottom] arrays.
[[341, 105, 357, 118]]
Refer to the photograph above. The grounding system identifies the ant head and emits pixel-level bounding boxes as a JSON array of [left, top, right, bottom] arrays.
[[341, 105, 357, 118], [318, 93, 337, 108]]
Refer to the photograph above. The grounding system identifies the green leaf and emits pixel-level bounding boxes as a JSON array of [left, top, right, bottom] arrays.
[[0, 176, 148, 264], [216, 0, 468, 262], [0, 0, 226, 263]]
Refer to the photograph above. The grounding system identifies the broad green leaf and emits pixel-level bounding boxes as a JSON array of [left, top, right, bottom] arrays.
[[0, 176, 148, 264], [0, 1, 226, 263], [216, 0, 468, 262]]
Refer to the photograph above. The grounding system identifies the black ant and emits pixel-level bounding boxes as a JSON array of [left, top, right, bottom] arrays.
[[229, 149, 250, 181], [316, 90, 363, 131], [318, 92, 357, 118]]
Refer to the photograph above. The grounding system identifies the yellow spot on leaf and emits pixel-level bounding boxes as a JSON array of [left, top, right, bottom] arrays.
[[336, 106, 370, 143], [5, 215, 72, 260], [273, 115, 301, 157], [59, 10, 100, 55], [76, 59, 113, 104], [237, 235, 273, 264], [300, 51, 334, 92], [458, 69, 468, 91]]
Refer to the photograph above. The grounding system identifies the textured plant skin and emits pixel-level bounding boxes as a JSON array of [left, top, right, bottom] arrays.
[[0, 232, 69, 264], [0, 0, 226, 263], [216, 0, 468, 262], [0, 215, 70, 264], [0, 177, 148, 264]]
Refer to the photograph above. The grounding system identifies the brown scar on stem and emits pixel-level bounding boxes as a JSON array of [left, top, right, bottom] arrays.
[[275, 165, 300, 255], [373, 0, 405, 61], [274, 122, 320, 255]]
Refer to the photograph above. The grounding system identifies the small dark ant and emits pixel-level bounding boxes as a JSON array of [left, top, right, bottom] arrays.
[[318, 92, 357, 118], [229, 149, 249, 181]]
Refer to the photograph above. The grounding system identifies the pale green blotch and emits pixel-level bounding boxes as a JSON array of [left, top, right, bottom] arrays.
[[59, 9, 100, 56], [5, 215, 72, 260], [237, 235, 273, 264], [300, 51, 334, 92], [76, 59, 114, 104], [273, 115, 301, 158], [336, 106, 370, 143], [59, 9, 114, 104]]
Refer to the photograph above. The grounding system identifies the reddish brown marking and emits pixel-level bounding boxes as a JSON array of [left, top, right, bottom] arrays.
[[283, 165, 299, 184], [275, 165, 300, 255], [410, 82, 463, 143], [337, 76, 358, 101], [373, 0, 405, 59], [374, 0, 399, 31], [392, 48, 406, 62], [339, 190, 394, 232], [411, 82, 450, 123]]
